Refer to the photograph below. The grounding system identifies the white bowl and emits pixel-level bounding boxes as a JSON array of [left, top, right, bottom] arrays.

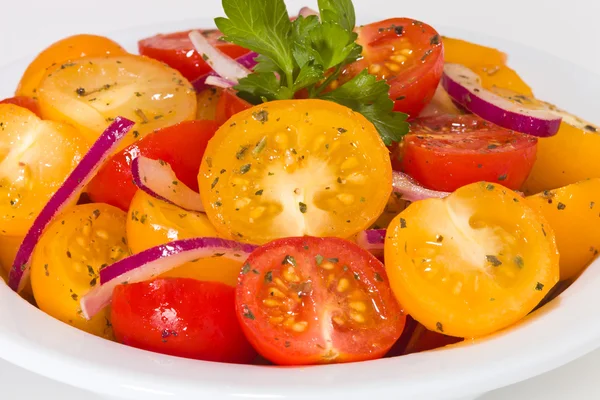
[[0, 17, 599, 400]]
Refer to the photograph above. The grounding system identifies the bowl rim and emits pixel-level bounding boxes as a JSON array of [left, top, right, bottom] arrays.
[[0, 17, 599, 400]]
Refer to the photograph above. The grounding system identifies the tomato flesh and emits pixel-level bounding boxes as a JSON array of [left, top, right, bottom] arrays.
[[30, 204, 128, 339], [112, 278, 257, 363], [126, 190, 242, 286], [342, 18, 444, 118], [199, 99, 392, 245], [87, 120, 218, 211], [0, 96, 41, 117], [385, 182, 560, 338], [215, 89, 252, 126], [138, 30, 251, 82], [394, 114, 538, 192], [236, 236, 405, 365]]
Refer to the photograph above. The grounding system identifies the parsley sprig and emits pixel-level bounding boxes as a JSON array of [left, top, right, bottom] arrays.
[[215, 0, 409, 145]]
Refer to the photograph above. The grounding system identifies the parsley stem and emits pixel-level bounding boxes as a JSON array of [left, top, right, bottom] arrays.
[[312, 64, 345, 97]]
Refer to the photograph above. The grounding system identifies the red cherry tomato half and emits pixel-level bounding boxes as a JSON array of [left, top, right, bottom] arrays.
[[393, 114, 538, 192], [138, 30, 250, 83], [87, 120, 218, 211], [111, 278, 257, 364], [343, 18, 444, 118], [0, 96, 41, 117], [215, 89, 252, 126], [236, 236, 406, 366]]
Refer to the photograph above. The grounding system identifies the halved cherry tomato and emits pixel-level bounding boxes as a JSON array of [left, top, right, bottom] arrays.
[[215, 89, 252, 126], [394, 114, 538, 192], [385, 182, 560, 338], [526, 179, 600, 280], [341, 18, 444, 118], [111, 278, 256, 364], [402, 323, 463, 355], [37, 54, 197, 149], [30, 204, 128, 339], [0, 96, 41, 117], [199, 99, 392, 244], [0, 104, 89, 237], [16, 34, 127, 98], [126, 190, 242, 286], [196, 88, 222, 120], [442, 36, 533, 96], [236, 236, 406, 365], [138, 30, 250, 82], [87, 120, 218, 211]]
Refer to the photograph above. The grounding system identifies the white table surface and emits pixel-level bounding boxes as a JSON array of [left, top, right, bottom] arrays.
[[1, 0, 599, 399]]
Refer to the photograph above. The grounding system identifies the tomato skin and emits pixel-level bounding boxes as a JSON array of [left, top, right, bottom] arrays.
[[0, 96, 41, 117], [87, 120, 218, 211], [138, 30, 250, 82], [111, 278, 257, 363], [236, 236, 405, 366], [346, 18, 444, 118], [215, 89, 252, 126], [394, 114, 538, 192]]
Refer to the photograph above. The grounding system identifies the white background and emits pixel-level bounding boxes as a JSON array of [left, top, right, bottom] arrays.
[[0, 0, 599, 398]]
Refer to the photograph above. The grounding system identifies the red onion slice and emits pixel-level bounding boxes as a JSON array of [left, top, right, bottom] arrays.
[[205, 75, 236, 89], [442, 63, 562, 137], [131, 156, 205, 212], [8, 117, 135, 292], [298, 7, 319, 17], [189, 30, 251, 84], [80, 238, 257, 319], [392, 171, 450, 202], [356, 229, 386, 255], [192, 51, 258, 92]]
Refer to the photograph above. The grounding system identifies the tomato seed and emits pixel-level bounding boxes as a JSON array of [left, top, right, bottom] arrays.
[[350, 312, 365, 323], [269, 316, 284, 324], [333, 316, 345, 326], [340, 157, 359, 170], [269, 287, 286, 298], [369, 64, 382, 74], [349, 301, 367, 312], [337, 278, 350, 292], [282, 266, 300, 282], [336, 193, 355, 205], [390, 55, 407, 63], [95, 230, 109, 240], [321, 261, 335, 270], [292, 321, 308, 332], [263, 299, 281, 307]]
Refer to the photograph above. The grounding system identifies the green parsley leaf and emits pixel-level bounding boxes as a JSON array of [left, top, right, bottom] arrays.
[[317, 0, 356, 33], [235, 72, 294, 103], [320, 70, 409, 145], [215, 0, 295, 86]]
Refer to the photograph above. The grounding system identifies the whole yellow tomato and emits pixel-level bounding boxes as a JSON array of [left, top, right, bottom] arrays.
[[126, 190, 242, 286], [527, 179, 600, 280]]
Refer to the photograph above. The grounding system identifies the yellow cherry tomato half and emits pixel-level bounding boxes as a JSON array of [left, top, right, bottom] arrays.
[[126, 190, 242, 286], [385, 182, 559, 338], [523, 121, 600, 193], [196, 87, 221, 120], [442, 36, 533, 96], [199, 99, 392, 244], [37, 54, 197, 149], [16, 34, 127, 99], [0, 235, 23, 274], [0, 104, 89, 236], [31, 204, 129, 339], [526, 179, 600, 280]]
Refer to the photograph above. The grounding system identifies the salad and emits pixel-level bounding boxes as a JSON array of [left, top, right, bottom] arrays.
[[0, 0, 599, 366]]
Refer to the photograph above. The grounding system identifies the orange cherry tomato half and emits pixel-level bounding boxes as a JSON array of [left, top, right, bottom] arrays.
[[111, 278, 257, 363], [236, 236, 406, 365], [0, 96, 41, 117], [138, 30, 250, 82], [394, 114, 538, 192], [16, 34, 127, 98], [343, 18, 444, 118], [87, 120, 218, 211]]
